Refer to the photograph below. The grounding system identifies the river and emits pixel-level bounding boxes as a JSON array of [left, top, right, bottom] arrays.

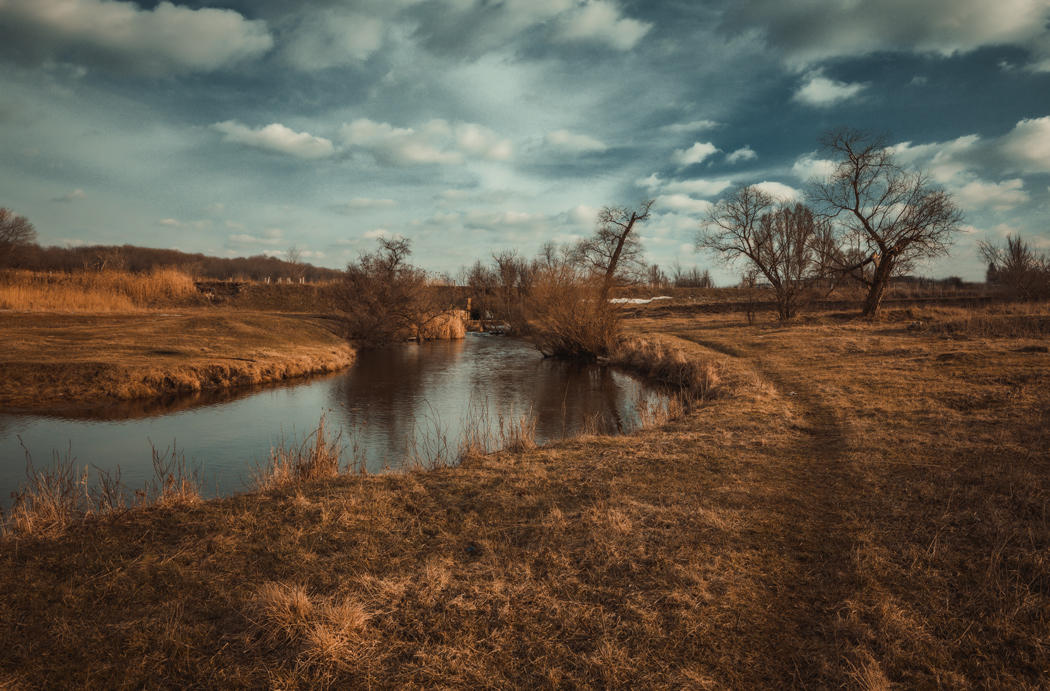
[[0, 334, 666, 506]]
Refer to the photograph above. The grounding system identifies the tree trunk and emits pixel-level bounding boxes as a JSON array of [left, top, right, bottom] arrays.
[[861, 257, 894, 318]]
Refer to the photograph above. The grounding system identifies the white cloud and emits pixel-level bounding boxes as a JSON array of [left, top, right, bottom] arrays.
[[363, 228, 395, 240], [159, 218, 182, 227], [282, 11, 384, 70], [791, 152, 837, 181], [655, 194, 713, 215], [793, 71, 866, 106], [672, 141, 719, 167], [726, 0, 1050, 71], [341, 118, 512, 166], [213, 121, 335, 159], [0, 0, 272, 74], [1000, 116, 1050, 173], [726, 146, 757, 164], [661, 119, 720, 134], [955, 178, 1029, 211], [53, 188, 87, 202], [638, 173, 733, 198], [554, 0, 652, 50], [229, 228, 284, 245], [343, 197, 397, 210], [752, 181, 801, 201], [545, 129, 608, 153]]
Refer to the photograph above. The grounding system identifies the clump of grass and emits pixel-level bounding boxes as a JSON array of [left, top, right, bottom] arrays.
[[612, 335, 724, 399], [251, 582, 371, 675], [0, 268, 200, 312], [254, 415, 342, 491], [634, 392, 690, 429], [1, 439, 200, 538], [497, 408, 537, 452]]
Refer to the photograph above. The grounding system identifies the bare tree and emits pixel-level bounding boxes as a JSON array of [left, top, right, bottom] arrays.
[[698, 186, 830, 319], [573, 200, 654, 300], [812, 129, 963, 318], [980, 235, 1049, 300], [340, 238, 458, 346], [286, 245, 307, 282], [0, 208, 37, 261]]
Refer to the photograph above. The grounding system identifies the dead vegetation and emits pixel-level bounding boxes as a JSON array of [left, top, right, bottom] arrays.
[[0, 268, 202, 312], [0, 312, 355, 411], [0, 304, 1047, 687]]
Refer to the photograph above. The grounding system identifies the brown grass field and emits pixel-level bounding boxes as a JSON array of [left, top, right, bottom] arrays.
[[1, 302, 1048, 687], [0, 312, 354, 412]]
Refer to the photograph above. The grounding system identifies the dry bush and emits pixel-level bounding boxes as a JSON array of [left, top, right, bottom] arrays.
[[498, 409, 538, 452], [254, 415, 342, 491], [414, 310, 467, 341], [612, 335, 724, 399], [527, 267, 621, 360], [0, 268, 200, 312]]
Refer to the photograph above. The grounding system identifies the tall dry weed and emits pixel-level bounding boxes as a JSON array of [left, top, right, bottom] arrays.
[[0, 268, 199, 312], [254, 415, 342, 491]]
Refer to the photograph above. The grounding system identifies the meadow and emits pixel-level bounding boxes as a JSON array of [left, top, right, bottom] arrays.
[[1, 295, 1047, 687]]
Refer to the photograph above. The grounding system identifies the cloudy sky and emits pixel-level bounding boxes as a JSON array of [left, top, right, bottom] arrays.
[[2, 0, 1050, 282]]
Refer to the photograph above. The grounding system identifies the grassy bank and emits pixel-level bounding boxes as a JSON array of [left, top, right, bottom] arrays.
[[1, 306, 1048, 687], [0, 312, 354, 411]]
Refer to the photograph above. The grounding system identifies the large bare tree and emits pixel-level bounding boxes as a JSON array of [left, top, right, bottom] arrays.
[[0, 208, 37, 260], [812, 129, 963, 318], [573, 200, 654, 301], [698, 186, 832, 320]]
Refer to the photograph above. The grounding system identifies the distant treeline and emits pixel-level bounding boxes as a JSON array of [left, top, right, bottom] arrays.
[[1, 244, 343, 282]]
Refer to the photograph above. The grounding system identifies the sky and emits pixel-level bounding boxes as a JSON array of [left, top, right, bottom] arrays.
[[2, 0, 1050, 283]]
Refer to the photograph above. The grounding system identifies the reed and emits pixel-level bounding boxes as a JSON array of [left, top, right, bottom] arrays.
[[0, 268, 200, 312], [612, 335, 724, 399]]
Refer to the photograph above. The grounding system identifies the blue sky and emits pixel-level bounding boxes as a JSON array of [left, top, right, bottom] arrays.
[[2, 0, 1049, 283]]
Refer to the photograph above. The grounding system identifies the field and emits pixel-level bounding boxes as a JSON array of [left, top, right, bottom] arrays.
[[1, 302, 1047, 687]]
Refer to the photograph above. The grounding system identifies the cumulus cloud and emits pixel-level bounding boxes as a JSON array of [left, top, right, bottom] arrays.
[[661, 119, 720, 134], [791, 152, 838, 181], [0, 0, 272, 75], [752, 181, 801, 201], [954, 178, 1029, 211], [545, 129, 608, 153], [724, 0, 1050, 70], [672, 142, 719, 168], [793, 71, 866, 106], [553, 0, 652, 50], [229, 228, 284, 245], [341, 118, 512, 166], [726, 146, 757, 164], [655, 194, 713, 215], [638, 173, 733, 198], [213, 121, 335, 159], [53, 188, 87, 203], [1000, 116, 1050, 173], [282, 10, 384, 70]]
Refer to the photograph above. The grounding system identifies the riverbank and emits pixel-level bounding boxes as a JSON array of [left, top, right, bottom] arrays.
[[1, 307, 1048, 687], [0, 311, 355, 412]]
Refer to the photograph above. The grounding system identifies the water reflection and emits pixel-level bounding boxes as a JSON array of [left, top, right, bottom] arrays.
[[0, 334, 665, 506]]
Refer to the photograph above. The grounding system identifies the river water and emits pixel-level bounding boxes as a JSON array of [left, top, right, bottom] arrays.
[[0, 334, 665, 506]]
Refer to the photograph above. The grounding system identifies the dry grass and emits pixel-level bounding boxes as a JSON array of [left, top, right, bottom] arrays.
[[0, 312, 354, 411], [0, 268, 202, 312], [1, 305, 1048, 687], [1, 442, 200, 538], [612, 333, 726, 398], [254, 415, 343, 491], [416, 311, 468, 341]]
